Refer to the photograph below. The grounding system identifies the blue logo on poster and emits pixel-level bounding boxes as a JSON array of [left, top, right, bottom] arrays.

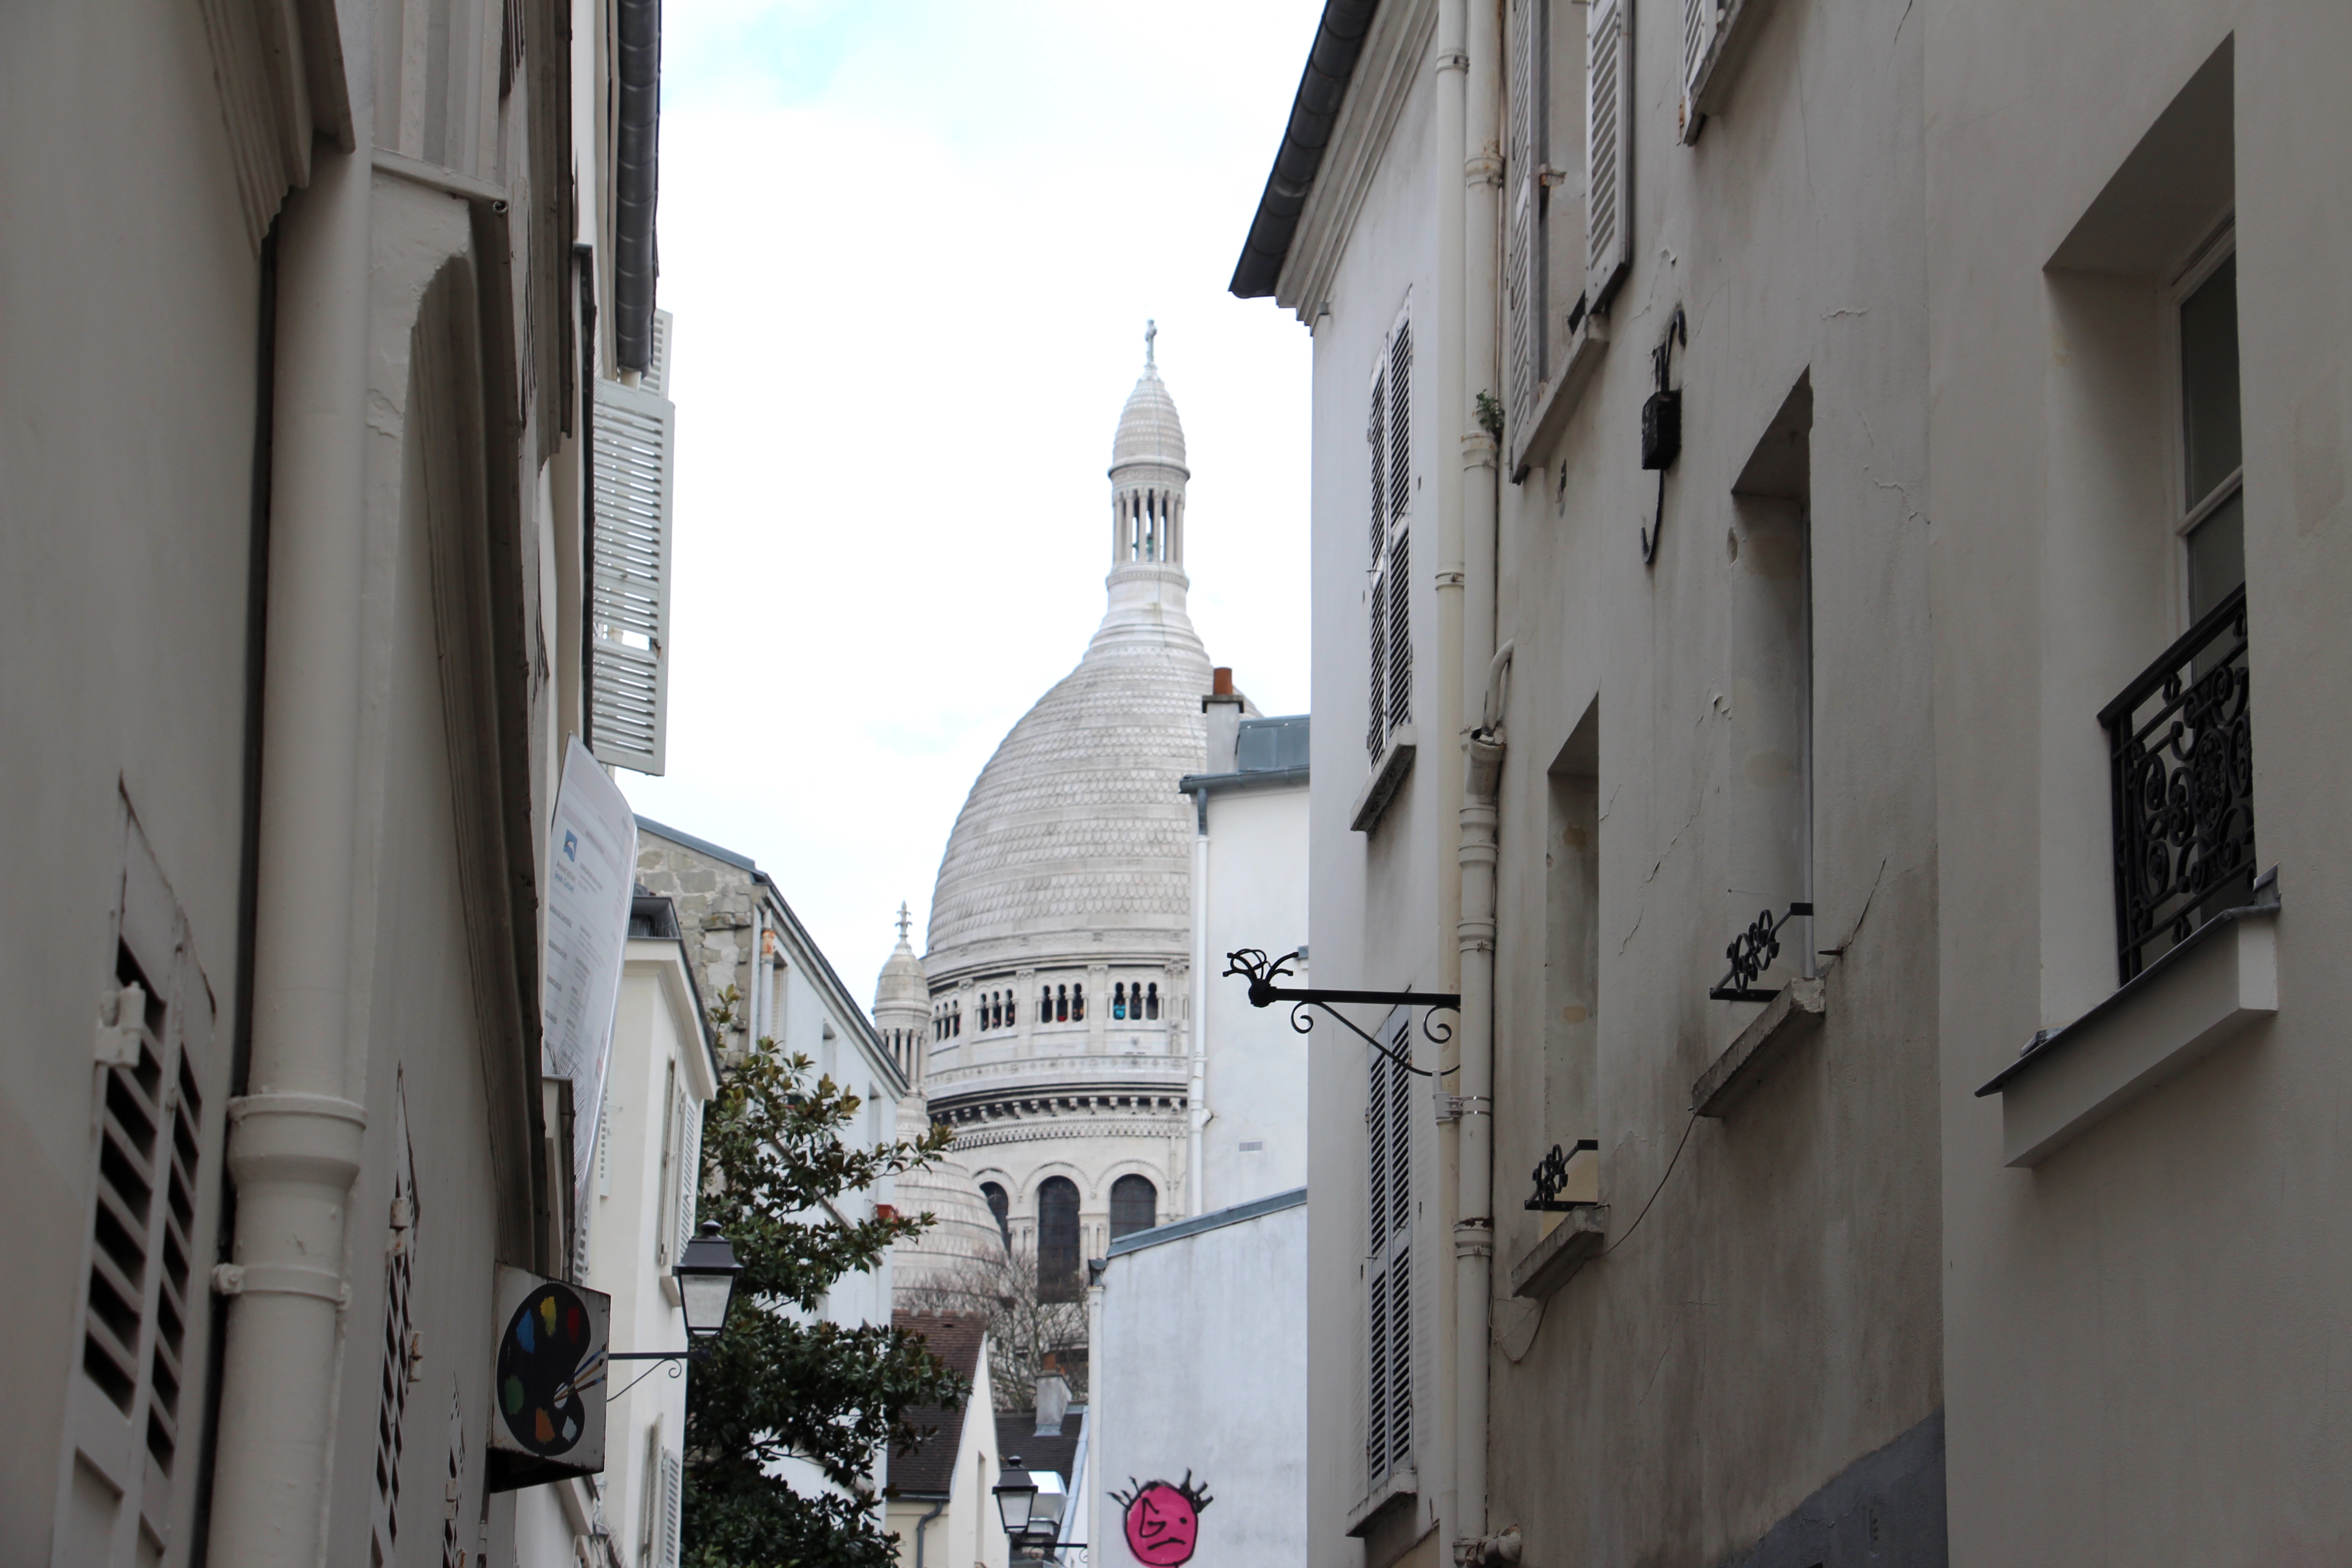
[[563, 830, 578, 861]]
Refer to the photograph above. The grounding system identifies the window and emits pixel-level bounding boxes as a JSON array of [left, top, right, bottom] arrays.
[[1109, 1175, 1158, 1240], [1364, 1014, 1414, 1490], [655, 1062, 681, 1266], [1041, 985, 1053, 1022], [1056, 985, 1068, 1022], [1145, 983, 1160, 1021], [1367, 313, 1414, 763], [1072, 983, 1085, 1022], [1037, 1178, 1082, 1302], [2177, 249, 2244, 623], [1113, 982, 1128, 1020], [1005, 994, 1016, 1028], [1546, 709, 1602, 1202], [981, 1182, 1012, 1247], [2105, 234, 2254, 982]]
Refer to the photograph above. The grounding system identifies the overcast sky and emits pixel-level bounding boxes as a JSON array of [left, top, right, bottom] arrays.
[[620, 1, 1325, 1004]]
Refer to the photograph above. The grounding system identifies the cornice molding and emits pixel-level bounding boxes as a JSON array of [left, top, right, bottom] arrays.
[[1276, 0, 1440, 320]]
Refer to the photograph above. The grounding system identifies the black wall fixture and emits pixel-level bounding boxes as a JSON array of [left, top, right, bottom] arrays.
[[1641, 306, 1688, 565]]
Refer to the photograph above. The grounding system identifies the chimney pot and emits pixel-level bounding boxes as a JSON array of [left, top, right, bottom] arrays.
[[1211, 666, 1234, 696]]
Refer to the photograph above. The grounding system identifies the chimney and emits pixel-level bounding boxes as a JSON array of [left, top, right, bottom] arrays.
[[1033, 1372, 1070, 1436], [1202, 667, 1244, 774]]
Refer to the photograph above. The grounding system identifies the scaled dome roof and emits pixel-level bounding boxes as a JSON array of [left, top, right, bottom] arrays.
[[1111, 363, 1188, 473]]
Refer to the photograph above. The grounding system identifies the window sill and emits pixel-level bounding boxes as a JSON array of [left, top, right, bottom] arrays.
[[1691, 975, 1828, 1118], [1344, 1468, 1417, 1539], [1682, 0, 1784, 142], [1976, 873, 2280, 1167], [1350, 727, 1417, 833], [1506, 1205, 1609, 1301], [1507, 310, 1610, 483]]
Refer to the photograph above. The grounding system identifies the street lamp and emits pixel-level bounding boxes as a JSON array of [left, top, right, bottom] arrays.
[[993, 1457, 1038, 1537], [674, 1222, 744, 1339]]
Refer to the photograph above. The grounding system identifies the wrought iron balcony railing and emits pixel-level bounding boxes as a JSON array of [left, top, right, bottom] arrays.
[[2102, 583, 2254, 984]]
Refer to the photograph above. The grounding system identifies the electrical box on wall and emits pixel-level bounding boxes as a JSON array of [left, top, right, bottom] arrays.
[[485, 1266, 611, 1491], [1641, 387, 1683, 470]]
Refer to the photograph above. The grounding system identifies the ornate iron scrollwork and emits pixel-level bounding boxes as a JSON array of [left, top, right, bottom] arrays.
[[1222, 949, 1459, 1077], [1707, 902, 1813, 1002], [1525, 1139, 1600, 1211], [2104, 585, 2256, 983]]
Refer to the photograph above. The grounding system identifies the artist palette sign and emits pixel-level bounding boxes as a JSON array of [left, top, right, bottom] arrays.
[[485, 1266, 610, 1490]]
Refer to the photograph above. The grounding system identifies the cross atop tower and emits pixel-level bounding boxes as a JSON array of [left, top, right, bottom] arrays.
[[895, 901, 912, 940], [1145, 318, 1156, 367]]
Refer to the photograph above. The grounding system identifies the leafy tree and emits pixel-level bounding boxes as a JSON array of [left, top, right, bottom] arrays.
[[682, 998, 967, 1568]]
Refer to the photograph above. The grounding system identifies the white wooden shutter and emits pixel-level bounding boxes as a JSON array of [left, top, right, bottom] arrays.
[[59, 816, 220, 1568], [674, 1096, 703, 1263], [643, 308, 673, 397], [1386, 321, 1413, 736], [1505, 0, 1548, 433], [655, 1063, 680, 1267], [1587, 0, 1633, 310], [590, 372, 676, 775], [1681, 0, 1719, 141], [1363, 1015, 1414, 1489], [659, 1446, 684, 1568]]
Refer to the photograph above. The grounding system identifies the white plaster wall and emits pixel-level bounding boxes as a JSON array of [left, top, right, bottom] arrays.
[[1926, 4, 2352, 1563], [1095, 1200, 1308, 1568], [1199, 783, 1312, 1211]]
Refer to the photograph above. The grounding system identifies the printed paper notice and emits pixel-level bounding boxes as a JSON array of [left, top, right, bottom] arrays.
[[542, 736, 638, 1203]]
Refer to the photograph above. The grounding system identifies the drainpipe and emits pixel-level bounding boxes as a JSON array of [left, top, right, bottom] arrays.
[[911, 1497, 947, 1568], [1455, 0, 1505, 1562], [1188, 791, 1210, 1216], [204, 49, 375, 1568]]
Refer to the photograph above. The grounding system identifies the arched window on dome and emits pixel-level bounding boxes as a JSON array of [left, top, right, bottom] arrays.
[[1112, 983, 1127, 1020], [1072, 983, 1085, 1021], [980, 1182, 1011, 1249], [1006, 993, 1016, 1028], [1039, 985, 1051, 1023], [1146, 982, 1160, 1020], [952, 1003, 960, 1037], [1110, 1174, 1158, 1241], [1037, 1177, 1082, 1302], [1055, 985, 1068, 1023]]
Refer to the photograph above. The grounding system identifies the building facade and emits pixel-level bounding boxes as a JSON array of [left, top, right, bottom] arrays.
[[2, 3, 678, 1563], [1235, 1, 2350, 1565]]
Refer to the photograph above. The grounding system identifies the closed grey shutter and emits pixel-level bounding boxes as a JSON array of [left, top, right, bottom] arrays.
[[1367, 368, 1387, 761], [659, 1445, 685, 1568], [590, 372, 676, 775], [1386, 323, 1413, 735], [1681, 0, 1719, 140], [1505, 0, 1548, 432], [1364, 1014, 1414, 1489], [1587, 0, 1633, 310]]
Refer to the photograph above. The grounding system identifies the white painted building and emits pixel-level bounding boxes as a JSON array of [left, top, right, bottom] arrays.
[[1090, 1190, 1309, 1568]]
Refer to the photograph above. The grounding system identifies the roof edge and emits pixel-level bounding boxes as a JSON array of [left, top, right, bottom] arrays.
[[1105, 1186, 1308, 1257], [1229, 0, 1382, 299]]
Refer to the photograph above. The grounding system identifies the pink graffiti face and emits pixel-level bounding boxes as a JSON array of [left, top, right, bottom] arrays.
[[1122, 1483, 1200, 1565]]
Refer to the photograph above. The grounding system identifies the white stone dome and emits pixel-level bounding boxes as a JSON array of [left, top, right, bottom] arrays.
[[1111, 361, 1188, 474]]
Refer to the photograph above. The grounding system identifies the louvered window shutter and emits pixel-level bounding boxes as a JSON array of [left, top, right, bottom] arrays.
[[1386, 324, 1413, 736], [655, 1064, 680, 1267], [1367, 369, 1387, 761], [674, 1098, 702, 1263], [1680, 0, 1718, 141], [1587, 0, 1633, 310], [1505, 0, 1548, 433], [659, 1446, 684, 1568], [65, 820, 222, 1566], [589, 361, 676, 775], [1363, 1017, 1414, 1489]]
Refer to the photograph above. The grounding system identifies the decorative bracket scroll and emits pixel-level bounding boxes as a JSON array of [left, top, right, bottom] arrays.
[[1707, 902, 1813, 1003], [1222, 948, 1460, 1079], [1525, 1140, 1601, 1211]]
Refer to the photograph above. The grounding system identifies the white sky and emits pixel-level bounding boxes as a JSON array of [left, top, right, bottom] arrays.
[[620, 1, 1325, 1002]]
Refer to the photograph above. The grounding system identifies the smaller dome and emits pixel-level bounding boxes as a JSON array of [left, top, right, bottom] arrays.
[[874, 904, 928, 1014], [1111, 324, 1188, 474]]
